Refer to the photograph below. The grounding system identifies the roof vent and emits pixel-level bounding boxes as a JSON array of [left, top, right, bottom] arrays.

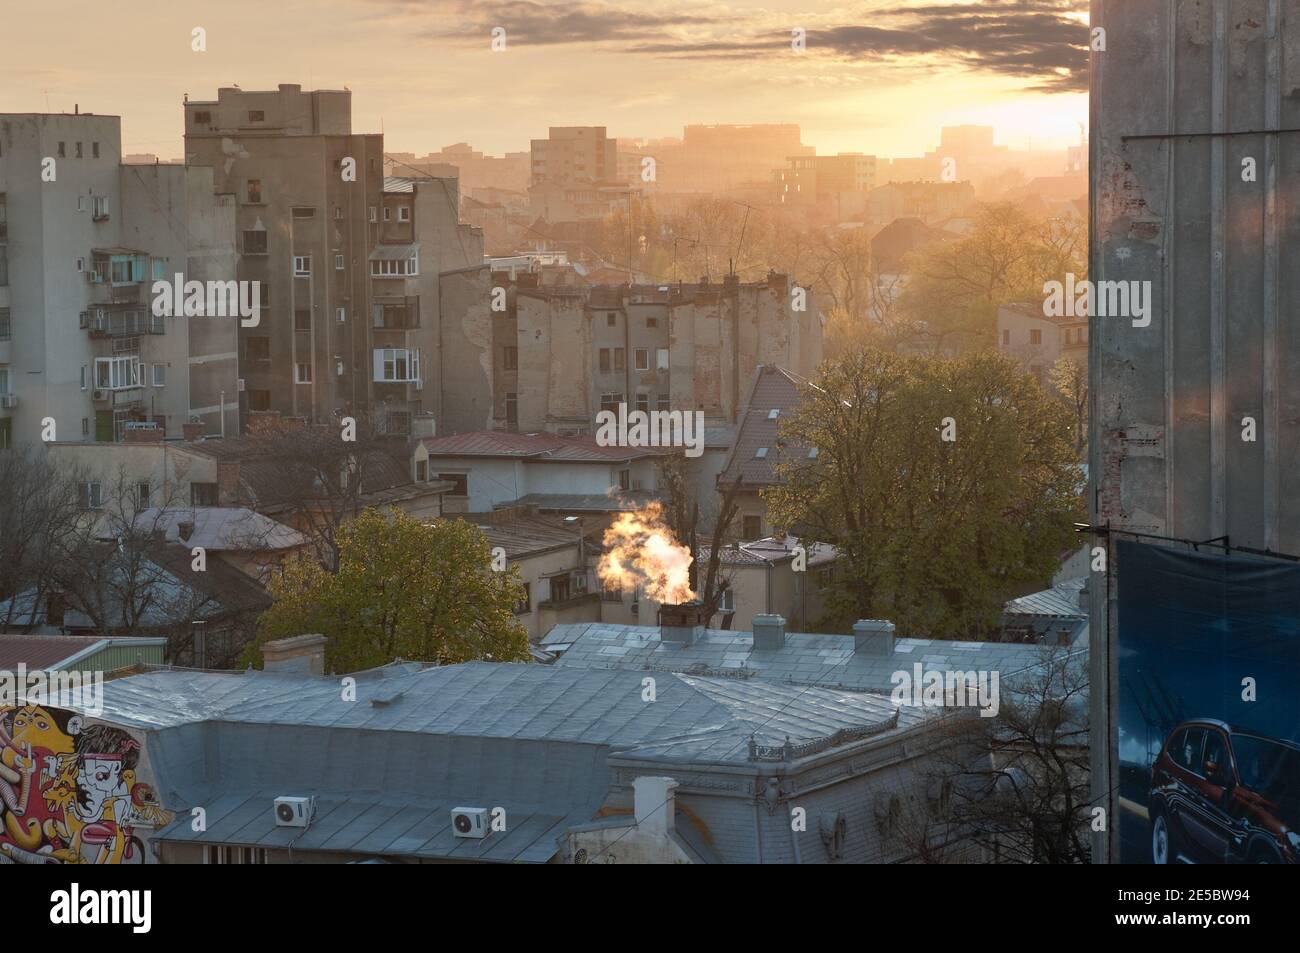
[[852, 619, 895, 656], [751, 614, 787, 651]]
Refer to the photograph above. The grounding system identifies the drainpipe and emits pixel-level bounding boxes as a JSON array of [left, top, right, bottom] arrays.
[[219, 390, 226, 438]]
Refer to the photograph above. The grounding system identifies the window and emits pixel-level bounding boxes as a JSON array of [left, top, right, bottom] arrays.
[[57, 142, 66, 158], [647, 316, 658, 328], [294, 310, 312, 331], [657, 393, 670, 411], [743, 515, 762, 539], [599, 348, 610, 373], [398, 206, 410, 222], [291, 207, 314, 219], [373, 347, 421, 383], [634, 348, 649, 371], [607, 312, 617, 326], [368, 207, 377, 223], [618, 469, 631, 491], [719, 588, 734, 612], [505, 392, 518, 428], [334, 254, 344, 271], [334, 207, 343, 220], [656, 348, 669, 370], [135, 481, 151, 509], [246, 179, 262, 203], [438, 473, 468, 497], [152, 258, 166, 281], [93, 356, 140, 390], [77, 196, 86, 212], [1201, 730, 1230, 782], [92, 142, 100, 158], [191, 482, 219, 506], [415, 459, 428, 482], [91, 196, 109, 220], [193, 110, 211, 124], [247, 389, 271, 411], [80, 365, 87, 390], [600, 393, 624, 413], [755, 447, 768, 459], [1029, 328, 1042, 346], [336, 307, 347, 323], [243, 230, 267, 255], [1001, 329, 1010, 346], [369, 256, 419, 277], [82, 417, 89, 438], [383, 207, 391, 222], [293, 256, 311, 276], [1172, 728, 1204, 771], [634, 393, 650, 414], [204, 846, 267, 865], [0, 308, 10, 341], [767, 408, 780, 420], [503, 346, 518, 370], [80, 482, 103, 509], [602, 580, 623, 602], [514, 582, 531, 615], [152, 364, 166, 387], [613, 348, 625, 371], [248, 110, 265, 122], [75, 142, 83, 158], [247, 337, 270, 362], [295, 363, 312, 383]]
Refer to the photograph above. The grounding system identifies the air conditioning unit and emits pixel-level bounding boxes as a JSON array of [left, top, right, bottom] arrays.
[[274, 796, 314, 828], [91, 389, 108, 401], [237, 378, 246, 392], [450, 807, 489, 839]]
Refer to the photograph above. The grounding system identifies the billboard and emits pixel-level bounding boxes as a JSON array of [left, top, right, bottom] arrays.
[[1117, 539, 1300, 863]]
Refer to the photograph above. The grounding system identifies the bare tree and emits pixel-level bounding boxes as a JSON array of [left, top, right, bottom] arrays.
[[909, 651, 1092, 864], [0, 446, 85, 630]]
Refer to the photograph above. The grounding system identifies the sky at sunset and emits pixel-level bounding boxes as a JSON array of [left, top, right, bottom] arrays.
[[3, 0, 1089, 159]]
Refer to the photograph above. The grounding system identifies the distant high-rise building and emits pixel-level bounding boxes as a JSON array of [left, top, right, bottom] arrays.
[[530, 127, 617, 187], [0, 111, 238, 446]]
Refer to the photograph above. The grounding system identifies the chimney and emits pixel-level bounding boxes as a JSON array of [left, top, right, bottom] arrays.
[[124, 426, 164, 443], [853, 619, 895, 656], [751, 614, 787, 651], [182, 421, 205, 441], [632, 776, 678, 836], [177, 520, 195, 542], [260, 634, 327, 675], [658, 601, 709, 646]]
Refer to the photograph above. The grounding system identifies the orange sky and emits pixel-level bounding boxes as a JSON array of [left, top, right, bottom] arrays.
[[2, 0, 1089, 159]]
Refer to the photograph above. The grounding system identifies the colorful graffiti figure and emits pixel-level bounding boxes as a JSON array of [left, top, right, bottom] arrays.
[[0, 707, 173, 864]]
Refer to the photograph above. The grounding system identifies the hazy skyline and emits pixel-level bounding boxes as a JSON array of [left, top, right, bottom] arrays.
[[3, 0, 1089, 159]]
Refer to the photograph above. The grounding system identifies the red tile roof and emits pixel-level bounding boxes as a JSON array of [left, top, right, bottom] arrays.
[[0, 634, 106, 670]]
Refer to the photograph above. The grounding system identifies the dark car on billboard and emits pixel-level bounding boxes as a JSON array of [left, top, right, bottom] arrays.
[[1149, 719, 1300, 864]]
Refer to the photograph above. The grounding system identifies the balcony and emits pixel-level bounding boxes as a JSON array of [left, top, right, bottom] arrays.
[[0, 394, 16, 410], [81, 309, 163, 337], [92, 387, 144, 407], [372, 295, 420, 330]]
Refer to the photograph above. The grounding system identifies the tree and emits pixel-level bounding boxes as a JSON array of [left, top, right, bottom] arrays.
[[653, 454, 740, 622], [764, 346, 1082, 639], [916, 651, 1092, 863], [0, 447, 84, 630], [1050, 357, 1089, 458], [895, 203, 1086, 355], [250, 508, 530, 672]]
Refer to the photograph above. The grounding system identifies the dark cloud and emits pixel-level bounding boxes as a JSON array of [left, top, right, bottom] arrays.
[[388, 0, 1088, 92]]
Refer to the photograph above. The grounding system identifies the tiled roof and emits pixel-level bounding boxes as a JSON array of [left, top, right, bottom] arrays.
[[719, 365, 813, 487], [0, 634, 106, 670], [542, 622, 1079, 693], [133, 507, 305, 551], [465, 516, 585, 560], [1004, 578, 1087, 619], [420, 430, 666, 462]]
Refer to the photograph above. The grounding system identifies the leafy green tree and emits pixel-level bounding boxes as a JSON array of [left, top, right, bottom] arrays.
[[764, 346, 1082, 639], [249, 508, 530, 671], [1049, 356, 1089, 458]]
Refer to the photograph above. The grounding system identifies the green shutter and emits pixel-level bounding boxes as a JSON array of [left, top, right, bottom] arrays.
[[95, 411, 113, 442]]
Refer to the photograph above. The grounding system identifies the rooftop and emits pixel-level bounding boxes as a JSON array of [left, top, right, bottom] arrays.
[[420, 430, 668, 462], [719, 365, 813, 487], [133, 507, 306, 552]]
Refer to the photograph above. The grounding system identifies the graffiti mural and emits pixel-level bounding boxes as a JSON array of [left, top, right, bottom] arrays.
[[0, 706, 173, 864]]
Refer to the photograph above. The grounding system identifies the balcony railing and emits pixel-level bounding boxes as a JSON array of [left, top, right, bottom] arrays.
[[81, 310, 163, 337]]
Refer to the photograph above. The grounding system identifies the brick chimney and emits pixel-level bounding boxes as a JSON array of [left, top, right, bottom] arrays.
[[658, 601, 709, 646], [751, 614, 787, 651], [182, 421, 205, 441], [853, 619, 895, 656], [260, 634, 327, 675]]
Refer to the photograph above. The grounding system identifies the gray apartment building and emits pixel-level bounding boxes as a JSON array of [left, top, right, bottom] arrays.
[[436, 270, 822, 436], [183, 85, 482, 434], [0, 111, 238, 446]]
